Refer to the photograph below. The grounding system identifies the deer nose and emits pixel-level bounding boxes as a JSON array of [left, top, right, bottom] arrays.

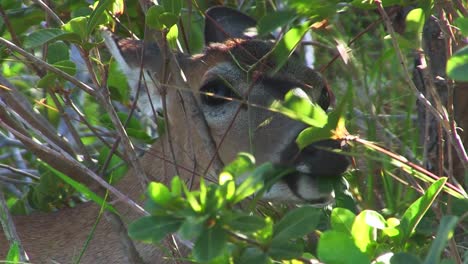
[[280, 139, 349, 177], [298, 139, 349, 177]]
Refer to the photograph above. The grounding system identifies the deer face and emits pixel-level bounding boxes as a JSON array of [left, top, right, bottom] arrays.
[[104, 7, 349, 204]]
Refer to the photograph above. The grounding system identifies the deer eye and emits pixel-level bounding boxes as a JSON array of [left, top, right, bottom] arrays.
[[200, 80, 236, 106]]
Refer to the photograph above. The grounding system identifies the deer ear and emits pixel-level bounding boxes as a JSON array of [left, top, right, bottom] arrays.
[[103, 31, 164, 115], [204, 6, 258, 44]]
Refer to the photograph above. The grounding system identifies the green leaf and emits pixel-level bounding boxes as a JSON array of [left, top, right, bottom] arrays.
[[273, 206, 321, 241], [238, 247, 269, 264], [273, 23, 309, 72], [181, 180, 201, 212], [53, 60, 77, 76], [6, 242, 20, 262], [166, 23, 179, 50], [87, 0, 112, 36], [331, 207, 356, 235], [147, 182, 172, 206], [391, 253, 422, 264], [398, 178, 447, 243], [62, 16, 88, 41], [24, 29, 81, 49], [146, 5, 166, 30], [128, 215, 182, 243], [161, 0, 183, 15], [423, 215, 459, 264], [317, 230, 370, 264], [228, 214, 266, 233], [447, 46, 468, 82], [455, 17, 468, 36], [222, 152, 255, 180], [268, 239, 303, 260], [43, 163, 117, 214], [233, 163, 274, 203], [272, 90, 328, 128], [404, 8, 425, 48], [107, 59, 130, 101], [351, 210, 386, 254], [46, 42, 70, 64], [160, 12, 179, 28], [178, 216, 206, 241], [193, 225, 228, 262], [257, 10, 296, 37], [171, 176, 182, 197]]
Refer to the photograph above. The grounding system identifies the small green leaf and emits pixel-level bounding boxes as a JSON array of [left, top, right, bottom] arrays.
[[193, 225, 228, 262], [146, 5, 165, 30], [53, 60, 77, 76], [128, 215, 182, 243], [273, 23, 309, 72], [257, 10, 296, 37], [160, 12, 179, 28], [351, 210, 386, 254], [87, 0, 112, 36], [447, 46, 468, 82], [161, 0, 183, 15], [62, 16, 88, 41], [107, 59, 130, 101], [222, 152, 255, 180], [404, 8, 425, 48], [331, 207, 356, 235], [233, 163, 273, 203], [423, 215, 459, 264], [46, 42, 70, 64], [6, 242, 20, 262], [268, 239, 303, 260], [170, 176, 182, 197], [166, 24, 179, 49], [273, 206, 321, 241], [272, 90, 328, 128], [24, 29, 81, 49], [147, 182, 172, 206], [317, 231, 370, 264], [455, 17, 468, 36], [228, 214, 266, 233], [398, 178, 447, 243]]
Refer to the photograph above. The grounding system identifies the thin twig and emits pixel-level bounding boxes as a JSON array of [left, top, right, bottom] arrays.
[[0, 164, 40, 180], [0, 120, 147, 215], [374, 0, 468, 167]]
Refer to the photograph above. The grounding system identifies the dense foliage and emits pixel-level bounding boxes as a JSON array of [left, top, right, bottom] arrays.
[[0, 0, 467, 263]]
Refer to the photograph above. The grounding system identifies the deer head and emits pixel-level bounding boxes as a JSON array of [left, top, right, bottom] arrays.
[[105, 6, 349, 203], [0, 6, 349, 263]]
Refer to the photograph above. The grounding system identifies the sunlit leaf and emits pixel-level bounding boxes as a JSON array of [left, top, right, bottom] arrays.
[[6, 242, 20, 262], [351, 210, 386, 254], [447, 46, 468, 82], [331, 207, 356, 234], [398, 178, 447, 243], [317, 231, 370, 264]]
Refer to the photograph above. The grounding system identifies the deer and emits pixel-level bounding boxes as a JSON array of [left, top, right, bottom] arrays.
[[0, 6, 349, 264]]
